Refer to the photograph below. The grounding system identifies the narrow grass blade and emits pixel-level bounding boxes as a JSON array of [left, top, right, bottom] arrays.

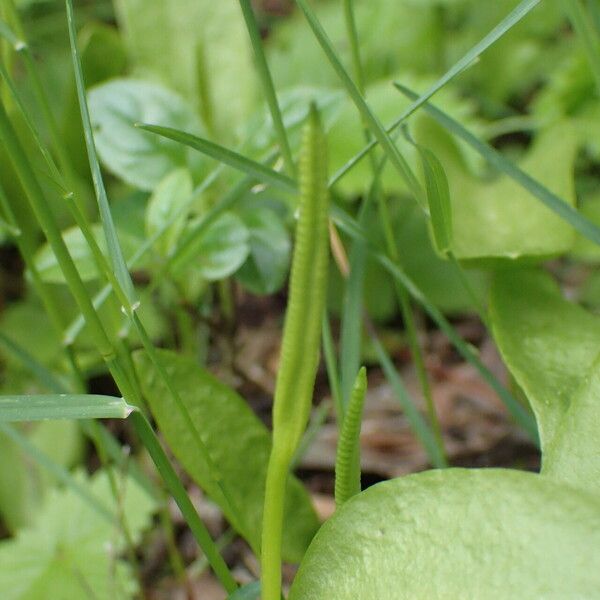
[[560, 0, 600, 93], [293, 0, 422, 202], [329, 0, 541, 187], [322, 312, 343, 420], [370, 333, 446, 467], [138, 123, 296, 193], [238, 0, 295, 175], [65, 0, 137, 309], [331, 209, 539, 441], [394, 83, 600, 248], [0, 18, 20, 48], [0, 394, 136, 421]]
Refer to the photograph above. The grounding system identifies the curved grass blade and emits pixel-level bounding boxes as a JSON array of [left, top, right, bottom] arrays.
[[0, 394, 136, 421], [394, 83, 600, 248], [65, 0, 137, 309], [292, 0, 422, 202], [137, 123, 296, 193], [328, 0, 541, 187], [238, 0, 295, 176], [331, 209, 539, 442]]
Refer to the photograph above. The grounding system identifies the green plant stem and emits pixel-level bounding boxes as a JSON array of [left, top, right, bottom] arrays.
[[322, 312, 343, 419], [238, 0, 295, 176], [376, 192, 446, 464], [261, 451, 288, 600], [131, 411, 238, 594], [0, 96, 237, 592]]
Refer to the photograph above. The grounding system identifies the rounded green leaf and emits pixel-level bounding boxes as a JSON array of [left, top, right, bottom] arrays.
[[490, 269, 600, 453], [88, 78, 204, 190], [145, 168, 193, 257], [235, 207, 291, 295], [181, 212, 250, 281], [133, 349, 319, 562], [290, 469, 600, 600]]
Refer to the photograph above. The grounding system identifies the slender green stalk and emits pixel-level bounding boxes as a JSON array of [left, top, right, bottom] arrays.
[[322, 312, 343, 420], [261, 107, 329, 600], [65, 0, 136, 308], [334, 367, 367, 506], [238, 0, 295, 176], [561, 0, 600, 93], [293, 0, 423, 202], [131, 412, 237, 594]]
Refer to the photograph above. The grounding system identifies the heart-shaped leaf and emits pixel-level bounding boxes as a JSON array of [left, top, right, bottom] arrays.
[[133, 349, 319, 562], [290, 469, 600, 599]]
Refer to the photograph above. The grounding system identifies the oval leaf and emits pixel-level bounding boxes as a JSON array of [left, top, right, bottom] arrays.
[[133, 349, 319, 562], [489, 269, 600, 454], [88, 78, 204, 191], [178, 212, 250, 281], [145, 168, 193, 257], [235, 207, 291, 295], [290, 469, 600, 599]]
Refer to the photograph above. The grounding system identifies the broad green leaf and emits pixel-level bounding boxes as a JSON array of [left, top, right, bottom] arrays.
[[0, 470, 155, 600], [289, 469, 600, 600], [570, 195, 600, 263], [88, 78, 204, 191], [544, 352, 600, 495], [398, 83, 600, 251], [114, 0, 257, 139], [0, 431, 34, 532], [490, 269, 600, 453], [176, 212, 250, 281], [133, 349, 319, 562], [33, 221, 147, 284], [145, 168, 193, 257], [414, 117, 579, 260], [235, 207, 291, 295], [0, 394, 135, 421]]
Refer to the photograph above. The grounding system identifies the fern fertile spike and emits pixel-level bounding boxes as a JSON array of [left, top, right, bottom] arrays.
[[271, 104, 330, 461], [335, 367, 368, 507]]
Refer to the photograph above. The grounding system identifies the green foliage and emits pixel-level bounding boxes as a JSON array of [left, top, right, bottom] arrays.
[[132, 349, 319, 561], [88, 78, 205, 190], [289, 470, 600, 599], [490, 269, 600, 453], [113, 0, 258, 138], [234, 206, 291, 295], [0, 470, 156, 600]]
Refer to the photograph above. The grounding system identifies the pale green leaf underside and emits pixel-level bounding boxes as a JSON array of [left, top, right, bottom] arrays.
[[0, 471, 155, 600], [489, 269, 600, 455], [133, 349, 319, 562], [0, 394, 134, 421], [290, 469, 600, 600]]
